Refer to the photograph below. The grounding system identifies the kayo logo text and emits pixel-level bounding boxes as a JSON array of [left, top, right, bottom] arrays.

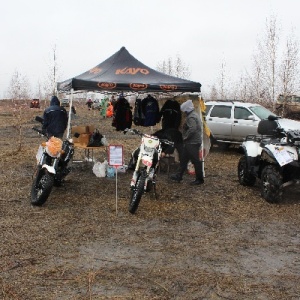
[[116, 67, 149, 75]]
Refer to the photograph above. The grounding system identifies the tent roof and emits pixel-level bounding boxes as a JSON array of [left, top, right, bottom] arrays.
[[57, 47, 201, 93]]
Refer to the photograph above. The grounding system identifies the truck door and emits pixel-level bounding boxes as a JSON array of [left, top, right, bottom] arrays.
[[232, 106, 259, 141], [207, 105, 232, 141]]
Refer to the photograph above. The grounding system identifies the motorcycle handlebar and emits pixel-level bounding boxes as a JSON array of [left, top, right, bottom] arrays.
[[35, 116, 44, 124], [124, 128, 174, 145], [123, 128, 142, 136], [160, 139, 174, 146], [32, 127, 47, 137]]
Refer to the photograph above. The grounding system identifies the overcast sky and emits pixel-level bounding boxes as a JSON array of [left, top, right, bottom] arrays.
[[1, 0, 300, 98]]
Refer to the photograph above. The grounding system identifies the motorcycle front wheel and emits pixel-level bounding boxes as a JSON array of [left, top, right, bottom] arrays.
[[261, 164, 283, 203], [31, 167, 54, 206], [129, 170, 146, 214]]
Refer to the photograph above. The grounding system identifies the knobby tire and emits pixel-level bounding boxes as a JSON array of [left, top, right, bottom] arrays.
[[129, 171, 146, 214], [261, 164, 283, 203], [31, 167, 54, 206], [238, 155, 256, 186]]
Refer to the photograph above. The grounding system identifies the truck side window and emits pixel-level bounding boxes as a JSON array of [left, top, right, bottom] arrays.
[[234, 107, 252, 119], [210, 105, 231, 118]]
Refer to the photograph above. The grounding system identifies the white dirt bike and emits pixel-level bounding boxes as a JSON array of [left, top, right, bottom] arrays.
[[124, 128, 174, 214]]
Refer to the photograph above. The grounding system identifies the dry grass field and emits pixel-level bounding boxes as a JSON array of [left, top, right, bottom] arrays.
[[0, 100, 300, 299]]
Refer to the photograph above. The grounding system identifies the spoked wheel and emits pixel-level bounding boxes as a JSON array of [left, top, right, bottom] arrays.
[[238, 155, 256, 186], [31, 167, 54, 206], [129, 170, 146, 214], [261, 164, 283, 203]]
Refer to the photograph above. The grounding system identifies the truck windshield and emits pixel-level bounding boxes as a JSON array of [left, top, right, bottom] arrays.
[[250, 106, 277, 120]]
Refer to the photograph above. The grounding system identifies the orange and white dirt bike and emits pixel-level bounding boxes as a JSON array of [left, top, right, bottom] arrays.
[[31, 117, 75, 206], [124, 128, 174, 214]]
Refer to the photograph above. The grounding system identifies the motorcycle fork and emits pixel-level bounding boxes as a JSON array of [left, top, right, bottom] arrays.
[[149, 167, 158, 200], [130, 155, 142, 188]]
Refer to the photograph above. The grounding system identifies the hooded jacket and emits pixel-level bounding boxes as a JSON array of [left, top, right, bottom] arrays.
[[180, 100, 202, 144], [43, 96, 68, 138]]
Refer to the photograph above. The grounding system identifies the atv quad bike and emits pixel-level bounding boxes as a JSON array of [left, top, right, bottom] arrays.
[[238, 115, 300, 203]]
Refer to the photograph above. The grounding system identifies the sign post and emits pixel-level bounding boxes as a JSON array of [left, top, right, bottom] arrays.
[[108, 145, 124, 216]]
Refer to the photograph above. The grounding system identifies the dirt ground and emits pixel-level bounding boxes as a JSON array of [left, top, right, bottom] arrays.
[[0, 100, 300, 300]]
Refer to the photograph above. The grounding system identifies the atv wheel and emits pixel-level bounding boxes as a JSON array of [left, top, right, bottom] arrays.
[[261, 165, 283, 203], [238, 156, 256, 186]]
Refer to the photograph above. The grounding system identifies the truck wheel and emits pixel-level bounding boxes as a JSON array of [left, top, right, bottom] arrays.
[[238, 156, 256, 186], [261, 165, 283, 203]]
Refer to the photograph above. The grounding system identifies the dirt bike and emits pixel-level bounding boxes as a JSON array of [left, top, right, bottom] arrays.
[[31, 117, 75, 206], [238, 115, 300, 203], [124, 128, 174, 214]]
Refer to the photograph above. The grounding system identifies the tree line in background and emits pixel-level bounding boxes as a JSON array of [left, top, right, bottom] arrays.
[[5, 16, 300, 111], [207, 15, 300, 108], [157, 15, 300, 110], [6, 45, 59, 103]]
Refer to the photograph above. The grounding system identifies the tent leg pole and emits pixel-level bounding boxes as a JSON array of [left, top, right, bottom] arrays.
[[66, 89, 73, 139]]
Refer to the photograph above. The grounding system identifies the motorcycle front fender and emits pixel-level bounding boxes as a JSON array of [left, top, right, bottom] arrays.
[[42, 164, 56, 174]]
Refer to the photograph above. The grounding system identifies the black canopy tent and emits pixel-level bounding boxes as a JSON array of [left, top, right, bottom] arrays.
[[57, 46, 201, 93], [58, 47, 201, 138]]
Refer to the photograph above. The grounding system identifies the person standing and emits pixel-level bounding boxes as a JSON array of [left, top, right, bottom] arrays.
[[170, 99, 204, 185], [86, 98, 93, 110], [42, 96, 68, 139], [100, 97, 109, 119]]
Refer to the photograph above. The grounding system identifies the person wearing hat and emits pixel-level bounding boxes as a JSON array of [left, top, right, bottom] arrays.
[[170, 99, 204, 185], [42, 96, 68, 138]]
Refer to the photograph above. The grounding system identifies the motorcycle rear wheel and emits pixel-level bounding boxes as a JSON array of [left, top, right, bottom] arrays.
[[31, 167, 54, 206], [129, 171, 146, 214], [261, 164, 283, 203], [238, 155, 256, 186]]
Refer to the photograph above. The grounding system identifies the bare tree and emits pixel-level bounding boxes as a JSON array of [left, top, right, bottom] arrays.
[[156, 54, 191, 79], [7, 70, 31, 151], [174, 54, 191, 79], [43, 44, 60, 101], [7, 70, 31, 100], [231, 72, 249, 101], [209, 84, 218, 100], [255, 15, 280, 105], [217, 59, 227, 100], [247, 51, 268, 104], [279, 32, 300, 97], [212, 15, 300, 109]]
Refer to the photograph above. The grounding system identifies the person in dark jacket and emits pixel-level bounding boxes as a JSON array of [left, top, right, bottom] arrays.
[[42, 96, 68, 138], [170, 99, 204, 185]]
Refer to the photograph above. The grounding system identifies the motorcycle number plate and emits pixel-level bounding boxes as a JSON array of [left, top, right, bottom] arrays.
[[36, 145, 44, 163], [142, 155, 153, 167]]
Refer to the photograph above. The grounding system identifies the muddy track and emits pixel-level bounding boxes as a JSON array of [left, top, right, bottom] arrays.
[[0, 102, 299, 299]]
